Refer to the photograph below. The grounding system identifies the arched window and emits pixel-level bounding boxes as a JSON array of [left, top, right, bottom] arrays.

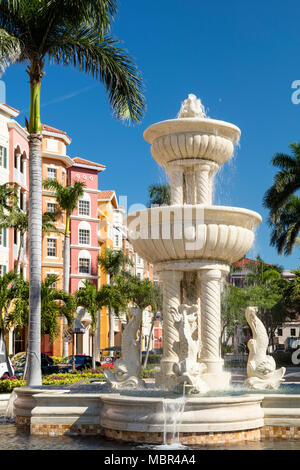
[[78, 221, 91, 245], [78, 250, 91, 274], [78, 193, 91, 217]]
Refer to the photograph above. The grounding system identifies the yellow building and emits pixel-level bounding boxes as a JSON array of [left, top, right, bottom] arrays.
[[97, 190, 119, 353]]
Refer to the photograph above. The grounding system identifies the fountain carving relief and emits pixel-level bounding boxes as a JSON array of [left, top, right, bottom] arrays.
[[104, 308, 145, 390], [171, 304, 208, 395], [244, 306, 285, 390]]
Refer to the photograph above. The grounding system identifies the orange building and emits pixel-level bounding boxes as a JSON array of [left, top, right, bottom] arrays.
[[97, 190, 119, 353]]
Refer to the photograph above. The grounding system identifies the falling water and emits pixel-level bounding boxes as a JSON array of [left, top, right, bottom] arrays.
[[3, 390, 17, 422], [153, 383, 188, 450]]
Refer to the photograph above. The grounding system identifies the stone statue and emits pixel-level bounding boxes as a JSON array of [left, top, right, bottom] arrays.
[[244, 306, 285, 390], [178, 93, 206, 119], [104, 308, 145, 390], [171, 304, 208, 394]]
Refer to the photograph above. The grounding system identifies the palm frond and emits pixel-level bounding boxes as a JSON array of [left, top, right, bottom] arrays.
[[47, 29, 145, 123]]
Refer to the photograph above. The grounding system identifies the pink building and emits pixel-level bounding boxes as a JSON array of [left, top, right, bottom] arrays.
[[68, 157, 106, 293]]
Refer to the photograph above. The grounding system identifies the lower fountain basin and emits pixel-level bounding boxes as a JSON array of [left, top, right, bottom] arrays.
[[126, 205, 262, 266], [11, 383, 300, 445], [100, 393, 264, 436]]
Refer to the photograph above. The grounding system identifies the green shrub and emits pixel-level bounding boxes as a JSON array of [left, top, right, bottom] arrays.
[[141, 368, 157, 378], [146, 353, 162, 365], [0, 379, 26, 393], [50, 356, 64, 365], [0, 372, 106, 393]]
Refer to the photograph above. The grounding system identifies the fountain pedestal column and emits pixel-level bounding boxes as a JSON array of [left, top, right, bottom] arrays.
[[199, 268, 231, 390], [155, 270, 183, 390]]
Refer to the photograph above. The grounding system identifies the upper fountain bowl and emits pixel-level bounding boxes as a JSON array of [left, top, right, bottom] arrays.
[[144, 117, 241, 168]]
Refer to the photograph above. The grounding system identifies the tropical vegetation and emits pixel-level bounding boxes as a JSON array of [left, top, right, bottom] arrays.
[[0, 0, 145, 387], [264, 143, 300, 255]]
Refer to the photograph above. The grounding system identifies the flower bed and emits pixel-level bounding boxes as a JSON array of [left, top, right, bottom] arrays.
[[0, 365, 157, 393]]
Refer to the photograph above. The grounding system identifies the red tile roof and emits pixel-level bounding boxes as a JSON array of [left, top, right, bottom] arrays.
[[98, 190, 116, 200], [233, 257, 258, 268], [0, 103, 19, 114], [72, 157, 106, 168], [41, 124, 69, 136]]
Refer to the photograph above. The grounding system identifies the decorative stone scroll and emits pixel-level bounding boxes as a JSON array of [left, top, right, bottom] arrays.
[[104, 308, 145, 390], [244, 306, 285, 390]]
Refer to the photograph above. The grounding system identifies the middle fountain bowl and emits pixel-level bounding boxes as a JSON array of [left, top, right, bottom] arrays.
[[126, 204, 262, 267]]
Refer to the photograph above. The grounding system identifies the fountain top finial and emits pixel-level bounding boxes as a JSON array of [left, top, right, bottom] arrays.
[[178, 94, 206, 119]]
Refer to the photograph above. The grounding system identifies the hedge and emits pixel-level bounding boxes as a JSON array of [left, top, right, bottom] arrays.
[[0, 367, 158, 393]]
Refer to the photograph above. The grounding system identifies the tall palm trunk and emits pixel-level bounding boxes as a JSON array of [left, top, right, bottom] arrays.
[[63, 215, 71, 356], [91, 331, 96, 369], [16, 233, 24, 273], [27, 132, 42, 387], [26, 68, 43, 387], [109, 306, 114, 357]]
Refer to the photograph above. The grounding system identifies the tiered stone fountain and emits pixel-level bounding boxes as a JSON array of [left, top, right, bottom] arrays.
[[14, 95, 297, 446], [98, 95, 266, 444], [127, 94, 261, 392]]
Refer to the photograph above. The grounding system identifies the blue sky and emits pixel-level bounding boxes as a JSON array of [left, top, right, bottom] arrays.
[[2, 0, 300, 270]]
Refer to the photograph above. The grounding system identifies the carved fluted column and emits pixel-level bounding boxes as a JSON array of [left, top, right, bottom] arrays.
[[167, 165, 184, 205], [199, 269, 223, 375], [156, 270, 183, 389]]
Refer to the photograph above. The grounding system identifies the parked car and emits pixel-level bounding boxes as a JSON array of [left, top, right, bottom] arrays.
[[275, 345, 285, 352], [0, 353, 14, 378], [11, 352, 59, 377], [57, 355, 100, 373]]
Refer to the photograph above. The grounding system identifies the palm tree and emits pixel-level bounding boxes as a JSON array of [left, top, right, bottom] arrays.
[[75, 280, 100, 369], [148, 183, 171, 207], [98, 248, 131, 355], [43, 179, 85, 357], [268, 196, 300, 256], [0, 207, 59, 272], [0, 271, 18, 376], [0, 0, 145, 387], [244, 255, 282, 286], [263, 143, 300, 255], [6, 274, 75, 352], [43, 179, 85, 293], [0, 183, 18, 214], [129, 277, 162, 363], [97, 282, 125, 357]]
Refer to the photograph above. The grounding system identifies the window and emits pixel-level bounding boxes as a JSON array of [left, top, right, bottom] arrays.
[[47, 202, 57, 213], [0, 146, 7, 168], [13, 229, 18, 245], [277, 328, 283, 337], [20, 157, 24, 174], [79, 229, 90, 245], [14, 151, 18, 169], [47, 238, 57, 257], [20, 192, 26, 211], [0, 265, 7, 276], [78, 200, 90, 216], [79, 258, 90, 274], [291, 328, 296, 337], [0, 228, 5, 247], [114, 234, 120, 247], [47, 167, 57, 180]]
